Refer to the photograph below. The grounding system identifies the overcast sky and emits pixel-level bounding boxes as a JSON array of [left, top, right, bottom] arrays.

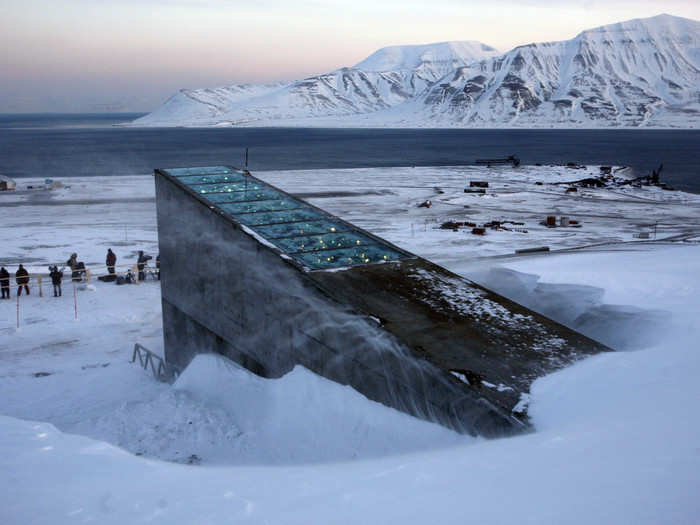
[[1, 0, 699, 113]]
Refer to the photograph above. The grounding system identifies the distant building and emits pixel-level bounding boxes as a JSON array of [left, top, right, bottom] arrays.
[[0, 175, 16, 191], [154, 166, 608, 437]]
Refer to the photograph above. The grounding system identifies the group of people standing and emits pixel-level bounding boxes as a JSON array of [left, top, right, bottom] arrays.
[[0, 248, 159, 299], [0, 265, 29, 299], [1, 263, 64, 299], [104, 249, 158, 282]]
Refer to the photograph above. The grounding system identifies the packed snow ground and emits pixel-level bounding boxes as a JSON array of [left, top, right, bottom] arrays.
[[1, 165, 699, 524]]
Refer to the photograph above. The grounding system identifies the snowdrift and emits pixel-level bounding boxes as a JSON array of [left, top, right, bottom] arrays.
[[171, 354, 466, 464], [65, 353, 466, 465]]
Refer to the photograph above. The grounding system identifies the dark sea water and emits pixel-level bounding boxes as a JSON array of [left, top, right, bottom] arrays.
[[1, 113, 699, 193]]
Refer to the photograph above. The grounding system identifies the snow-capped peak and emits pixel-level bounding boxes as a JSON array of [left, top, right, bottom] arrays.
[[578, 13, 700, 41], [354, 41, 500, 73]]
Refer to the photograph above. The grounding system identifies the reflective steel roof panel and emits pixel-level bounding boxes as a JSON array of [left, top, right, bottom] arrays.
[[294, 245, 406, 270], [254, 219, 350, 239], [163, 165, 412, 270], [176, 173, 247, 185], [219, 198, 304, 215], [205, 188, 282, 203], [275, 231, 376, 254], [229, 208, 326, 227], [165, 166, 242, 176]]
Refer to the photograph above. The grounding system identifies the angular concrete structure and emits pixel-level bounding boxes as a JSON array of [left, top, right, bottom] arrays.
[[154, 166, 609, 437]]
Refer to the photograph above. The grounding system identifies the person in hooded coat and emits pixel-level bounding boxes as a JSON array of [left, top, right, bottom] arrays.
[[106, 249, 117, 274], [16, 264, 30, 296], [0, 267, 10, 299], [136, 250, 152, 282]]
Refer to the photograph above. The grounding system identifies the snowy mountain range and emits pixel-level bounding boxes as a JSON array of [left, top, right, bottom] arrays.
[[133, 14, 700, 128]]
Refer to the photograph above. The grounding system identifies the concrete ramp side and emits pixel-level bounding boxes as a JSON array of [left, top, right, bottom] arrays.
[[154, 165, 610, 437]]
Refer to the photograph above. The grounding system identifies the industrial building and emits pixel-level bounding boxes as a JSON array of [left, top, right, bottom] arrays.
[[154, 166, 609, 437]]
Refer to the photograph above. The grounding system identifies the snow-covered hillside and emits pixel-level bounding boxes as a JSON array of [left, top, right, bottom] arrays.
[[135, 41, 499, 127], [142, 83, 289, 126], [133, 14, 700, 128], [415, 13, 700, 127]]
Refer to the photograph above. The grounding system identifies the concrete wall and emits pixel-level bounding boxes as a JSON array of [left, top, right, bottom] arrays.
[[155, 174, 518, 436]]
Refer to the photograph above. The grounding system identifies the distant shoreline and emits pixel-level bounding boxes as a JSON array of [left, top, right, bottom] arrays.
[[2, 113, 699, 131], [2, 122, 699, 194], [0, 113, 147, 130]]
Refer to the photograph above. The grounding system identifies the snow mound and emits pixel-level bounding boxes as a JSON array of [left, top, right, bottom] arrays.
[[70, 388, 244, 465], [171, 354, 467, 464], [63, 354, 466, 465]]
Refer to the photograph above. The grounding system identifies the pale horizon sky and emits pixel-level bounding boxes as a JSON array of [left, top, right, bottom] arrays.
[[1, 0, 699, 113]]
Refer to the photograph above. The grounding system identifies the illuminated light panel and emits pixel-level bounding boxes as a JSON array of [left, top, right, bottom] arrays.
[[275, 232, 375, 254], [254, 220, 350, 239], [176, 174, 247, 185], [167, 166, 241, 176], [162, 166, 411, 270], [230, 208, 328, 227], [218, 198, 303, 215], [206, 188, 280, 203], [189, 182, 261, 194], [294, 245, 405, 269]]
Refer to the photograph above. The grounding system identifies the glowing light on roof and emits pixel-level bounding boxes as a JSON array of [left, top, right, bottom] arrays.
[[162, 166, 410, 270]]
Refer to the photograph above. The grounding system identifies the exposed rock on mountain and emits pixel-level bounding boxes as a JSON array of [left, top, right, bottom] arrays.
[[416, 14, 700, 127]]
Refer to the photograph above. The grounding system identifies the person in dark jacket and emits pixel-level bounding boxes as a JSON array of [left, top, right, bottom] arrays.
[[137, 251, 152, 282], [0, 267, 10, 299], [16, 264, 30, 296], [155, 254, 160, 280], [106, 249, 117, 274], [49, 265, 63, 297]]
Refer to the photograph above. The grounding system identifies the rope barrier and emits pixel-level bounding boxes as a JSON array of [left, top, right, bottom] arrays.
[[2, 261, 159, 329], [0, 262, 157, 291]]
